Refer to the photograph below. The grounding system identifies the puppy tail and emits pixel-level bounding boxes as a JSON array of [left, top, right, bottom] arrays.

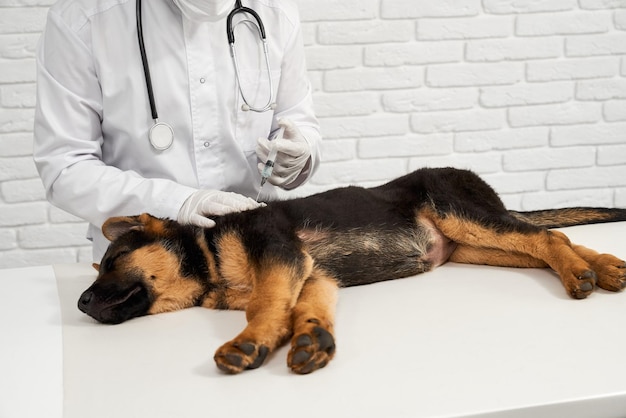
[[510, 207, 626, 229]]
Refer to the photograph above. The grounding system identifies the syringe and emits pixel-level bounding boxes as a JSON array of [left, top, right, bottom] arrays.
[[256, 126, 285, 201]]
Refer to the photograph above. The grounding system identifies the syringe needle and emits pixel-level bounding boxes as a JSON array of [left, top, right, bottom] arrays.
[[256, 126, 284, 202]]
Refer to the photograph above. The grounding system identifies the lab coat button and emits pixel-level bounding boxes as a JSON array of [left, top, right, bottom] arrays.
[[200, 78, 206, 84], [203, 141, 210, 147]]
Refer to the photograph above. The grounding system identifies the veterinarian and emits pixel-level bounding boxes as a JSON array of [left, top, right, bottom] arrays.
[[33, 0, 321, 261]]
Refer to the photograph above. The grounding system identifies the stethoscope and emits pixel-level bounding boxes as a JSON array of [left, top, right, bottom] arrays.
[[136, 0, 276, 151]]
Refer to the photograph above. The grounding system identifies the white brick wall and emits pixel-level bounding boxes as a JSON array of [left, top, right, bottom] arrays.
[[1, 0, 625, 269]]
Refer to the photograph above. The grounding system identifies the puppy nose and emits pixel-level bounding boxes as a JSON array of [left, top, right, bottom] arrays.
[[78, 290, 93, 311]]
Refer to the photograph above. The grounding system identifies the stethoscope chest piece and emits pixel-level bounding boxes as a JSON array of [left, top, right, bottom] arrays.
[[149, 122, 174, 151]]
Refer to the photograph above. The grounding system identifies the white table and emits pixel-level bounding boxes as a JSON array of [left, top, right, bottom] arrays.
[[2, 222, 626, 418]]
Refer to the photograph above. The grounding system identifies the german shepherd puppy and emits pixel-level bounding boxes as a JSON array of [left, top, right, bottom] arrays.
[[78, 168, 626, 374]]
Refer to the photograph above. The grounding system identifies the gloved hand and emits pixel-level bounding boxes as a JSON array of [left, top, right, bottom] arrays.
[[256, 118, 311, 188], [177, 190, 263, 228]]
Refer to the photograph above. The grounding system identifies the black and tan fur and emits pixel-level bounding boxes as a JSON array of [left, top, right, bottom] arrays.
[[78, 168, 626, 374]]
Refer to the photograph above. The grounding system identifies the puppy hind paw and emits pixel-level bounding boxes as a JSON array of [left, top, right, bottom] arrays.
[[595, 257, 626, 292], [565, 270, 597, 299]]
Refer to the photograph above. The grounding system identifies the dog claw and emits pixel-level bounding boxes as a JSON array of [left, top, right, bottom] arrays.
[[577, 270, 597, 282]]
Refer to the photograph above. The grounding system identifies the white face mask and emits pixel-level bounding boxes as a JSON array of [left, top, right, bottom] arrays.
[[172, 0, 236, 22]]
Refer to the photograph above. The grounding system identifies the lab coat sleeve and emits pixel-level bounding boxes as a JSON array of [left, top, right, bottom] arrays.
[[273, 6, 321, 189], [33, 10, 195, 229]]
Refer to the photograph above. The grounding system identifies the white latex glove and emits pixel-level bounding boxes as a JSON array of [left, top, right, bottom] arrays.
[[256, 118, 311, 188], [177, 190, 263, 228]]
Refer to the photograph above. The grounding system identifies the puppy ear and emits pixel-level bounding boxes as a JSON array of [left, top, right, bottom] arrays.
[[137, 213, 171, 237], [101, 213, 169, 241], [102, 215, 145, 241]]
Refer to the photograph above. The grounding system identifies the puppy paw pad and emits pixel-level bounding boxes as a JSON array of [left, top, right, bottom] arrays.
[[288, 326, 335, 375]]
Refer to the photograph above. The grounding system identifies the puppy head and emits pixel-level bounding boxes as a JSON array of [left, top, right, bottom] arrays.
[[78, 214, 208, 324]]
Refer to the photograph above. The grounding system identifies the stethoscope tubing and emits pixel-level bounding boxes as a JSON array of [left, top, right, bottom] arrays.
[[136, 0, 159, 121], [227, 0, 275, 112], [229, 33, 275, 112]]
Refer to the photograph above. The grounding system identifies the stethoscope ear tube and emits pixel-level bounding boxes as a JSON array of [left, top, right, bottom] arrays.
[[227, 4, 266, 44]]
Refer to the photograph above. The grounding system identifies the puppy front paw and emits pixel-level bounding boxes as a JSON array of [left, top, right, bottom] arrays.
[[214, 340, 269, 374], [288, 321, 335, 374]]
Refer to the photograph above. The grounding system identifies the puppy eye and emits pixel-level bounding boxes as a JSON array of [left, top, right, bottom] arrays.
[[150, 275, 157, 281], [104, 250, 130, 271], [104, 257, 114, 271]]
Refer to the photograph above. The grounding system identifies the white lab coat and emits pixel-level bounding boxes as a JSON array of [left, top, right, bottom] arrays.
[[34, 0, 321, 261]]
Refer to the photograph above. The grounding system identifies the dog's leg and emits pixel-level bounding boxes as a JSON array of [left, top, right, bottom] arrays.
[[450, 245, 548, 268], [213, 256, 313, 374], [287, 269, 339, 374], [451, 234, 626, 292], [422, 210, 598, 299]]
